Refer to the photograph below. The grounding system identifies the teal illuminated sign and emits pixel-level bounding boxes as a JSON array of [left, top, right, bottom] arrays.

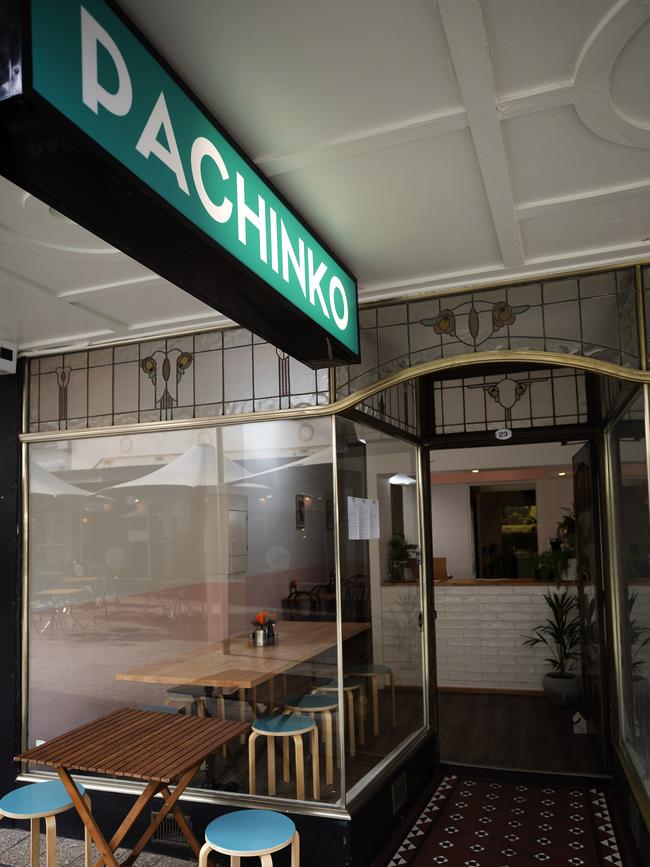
[[28, 0, 359, 358]]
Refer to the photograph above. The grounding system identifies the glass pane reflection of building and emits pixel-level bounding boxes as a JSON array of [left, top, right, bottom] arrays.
[[28, 416, 426, 805]]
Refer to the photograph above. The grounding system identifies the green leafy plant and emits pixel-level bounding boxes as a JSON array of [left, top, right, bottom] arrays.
[[387, 533, 417, 578], [522, 589, 581, 676], [628, 591, 650, 674]]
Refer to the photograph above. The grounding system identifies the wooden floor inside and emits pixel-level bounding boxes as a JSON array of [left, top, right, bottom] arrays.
[[438, 691, 604, 775]]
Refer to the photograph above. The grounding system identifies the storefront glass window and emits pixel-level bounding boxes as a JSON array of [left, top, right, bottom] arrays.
[[609, 389, 650, 793], [28, 418, 342, 804], [335, 417, 426, 798]]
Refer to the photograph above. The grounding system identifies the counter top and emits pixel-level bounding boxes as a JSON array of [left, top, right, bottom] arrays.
[[434, 578, 576, 586]]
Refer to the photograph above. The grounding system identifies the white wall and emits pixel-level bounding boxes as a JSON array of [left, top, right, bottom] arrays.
[[435, 583, 575, 691], [536, 477, 573, 552], [431, 484, 473, 580]]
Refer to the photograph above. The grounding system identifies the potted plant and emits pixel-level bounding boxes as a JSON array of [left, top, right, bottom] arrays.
[[387, 532, 417, 580], [536, 508, 576, 581], [523, 587, 581, 706]]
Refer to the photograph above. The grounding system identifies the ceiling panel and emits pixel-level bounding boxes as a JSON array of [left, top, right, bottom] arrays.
[[520, 194, 650, 260], [270, 129, 502, 287], [0, 273, 114, 346], [502, 105, 650, 203], [482, 0, 613, 96], [118, 0, 462, 157], [85, 279, 215, 327]]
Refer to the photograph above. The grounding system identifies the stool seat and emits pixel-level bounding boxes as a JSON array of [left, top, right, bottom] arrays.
[[0, 780, 85, 819], [348, 663, 391, 675], [205, 809, 295, 854], [285, 694, 338, 711], [313, 676, 361, 690], [252, 714, 315, 735]]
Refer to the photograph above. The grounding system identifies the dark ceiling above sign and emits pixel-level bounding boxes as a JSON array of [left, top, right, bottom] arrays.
[[0, 0, 359, 367]]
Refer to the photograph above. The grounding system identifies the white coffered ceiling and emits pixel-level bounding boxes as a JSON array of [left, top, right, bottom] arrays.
[[1, 0, 649, 353]]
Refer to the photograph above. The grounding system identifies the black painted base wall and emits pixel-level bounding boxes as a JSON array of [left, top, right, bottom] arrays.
[[0, 367, 21, 796], [47, 736, 436, 867], [612, 751, 650, 866]]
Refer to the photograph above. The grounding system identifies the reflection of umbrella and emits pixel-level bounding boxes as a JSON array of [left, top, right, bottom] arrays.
[[107, 443, 248, 489], [30, 460, 95, 497]]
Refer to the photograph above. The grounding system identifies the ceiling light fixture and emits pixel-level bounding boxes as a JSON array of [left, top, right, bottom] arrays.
[[389, 473, 416, 486], [471, 469, 480, 474], [558, 471, 567, 477]]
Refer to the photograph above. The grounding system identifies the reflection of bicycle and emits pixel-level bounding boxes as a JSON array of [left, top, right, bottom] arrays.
[[157, 588, 194, 619]]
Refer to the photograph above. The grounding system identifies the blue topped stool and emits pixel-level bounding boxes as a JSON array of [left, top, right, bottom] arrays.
[[200, 809, 299, 866], [313, 675, 364, 755], [347, 663, 396, 736], [248, 714, 320, 801], [0, 780, 91, 867], [284, 693, 338, 786]]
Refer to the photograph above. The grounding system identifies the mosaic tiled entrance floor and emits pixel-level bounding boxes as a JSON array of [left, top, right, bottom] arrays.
[[387, 774, 624, 867]]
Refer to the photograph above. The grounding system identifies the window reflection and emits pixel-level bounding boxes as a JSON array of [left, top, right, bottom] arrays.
[[610, 390, 650, 790]]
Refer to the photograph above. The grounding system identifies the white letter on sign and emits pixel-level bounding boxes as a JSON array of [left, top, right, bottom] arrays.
[[329, 276, 349, 331], [136, 92, 189, 194], [81, 7, 132, 116], [191, 137, 233, 224], [308, 249, 330, 319]]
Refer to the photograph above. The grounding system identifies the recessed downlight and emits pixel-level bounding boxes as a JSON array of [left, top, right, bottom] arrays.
[[471, 469, 480, 474]]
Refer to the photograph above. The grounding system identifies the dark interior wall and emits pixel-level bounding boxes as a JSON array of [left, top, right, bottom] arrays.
[[0, 364, 22, 793]]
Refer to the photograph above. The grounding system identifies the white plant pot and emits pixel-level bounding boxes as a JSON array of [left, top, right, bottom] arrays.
[[542, 672, 581, 706]]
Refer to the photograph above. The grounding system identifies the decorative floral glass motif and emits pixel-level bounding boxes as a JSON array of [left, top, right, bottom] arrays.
[[420, 299, 529, 349]]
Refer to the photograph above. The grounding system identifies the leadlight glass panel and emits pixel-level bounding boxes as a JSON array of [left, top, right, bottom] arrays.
[[27, 330, 329, 432], [432, 368, 588, 435], [337, 268, 639, 398]]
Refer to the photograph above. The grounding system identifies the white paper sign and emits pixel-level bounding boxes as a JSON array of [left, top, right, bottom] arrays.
[[347, 496, 380, 540]]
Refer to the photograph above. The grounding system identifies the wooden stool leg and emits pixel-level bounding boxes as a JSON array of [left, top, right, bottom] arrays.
[[196, 697, 207, 717], [44, 815, 56, 867], [268, 677, 275, 712], [267, 735, 277, 796], [371, 675, 380, 737], [357, 688, 365, 747], [260, 855, 273, 867], [322, 709, 333, 786], [231, 857, 241, 867], [30, 817, 40, 867], [199, 842, 211, 867], [345, 690, 356, 756], [310, 726, 320, 800], [83, 793, 92, 867], [283, 734, 291, 783], [239, 688, 246, 744], [389, 671, 396, 727], [218, 694, 228, 757], [293, 734, 306, 801], [248, 730, 259, 795], [291, 830, 300, 867]]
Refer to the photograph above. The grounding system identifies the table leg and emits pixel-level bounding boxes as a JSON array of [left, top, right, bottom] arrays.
[[389, 670, 396, 727], [95, 781, 162, 867], [345, 690, 356, 756], [124, 765, 201, 865], [160, 786, 201, 857], [56, 768, 119, 867], [239, 688, 246, 744]]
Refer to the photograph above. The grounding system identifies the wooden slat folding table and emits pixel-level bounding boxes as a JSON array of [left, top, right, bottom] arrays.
[[16, 708, 250, 867]]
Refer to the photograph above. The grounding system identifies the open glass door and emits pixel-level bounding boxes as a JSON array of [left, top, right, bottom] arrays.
[[573, 442, 609, 769]]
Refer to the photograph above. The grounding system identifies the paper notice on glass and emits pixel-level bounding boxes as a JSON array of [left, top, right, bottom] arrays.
[[348, 496, 361, 539], [347, 496, 380, 540], [368, 499, 380, 539]]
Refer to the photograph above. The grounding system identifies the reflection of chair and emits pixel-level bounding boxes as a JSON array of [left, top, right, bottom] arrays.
[[343, 574, 369, 622], [347, 663, 396, 737], [248, 714, 320, 801], [200, 809, 299, 867], [0, 780, 92, 867], [282, 582, 322, 621]]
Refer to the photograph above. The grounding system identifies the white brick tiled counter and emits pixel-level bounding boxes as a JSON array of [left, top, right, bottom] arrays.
[[434, 581, 577, 692]]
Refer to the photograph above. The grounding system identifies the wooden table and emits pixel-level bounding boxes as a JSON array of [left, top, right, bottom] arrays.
[[16, 708, 250, 867], [117, 620, 369, 691]]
